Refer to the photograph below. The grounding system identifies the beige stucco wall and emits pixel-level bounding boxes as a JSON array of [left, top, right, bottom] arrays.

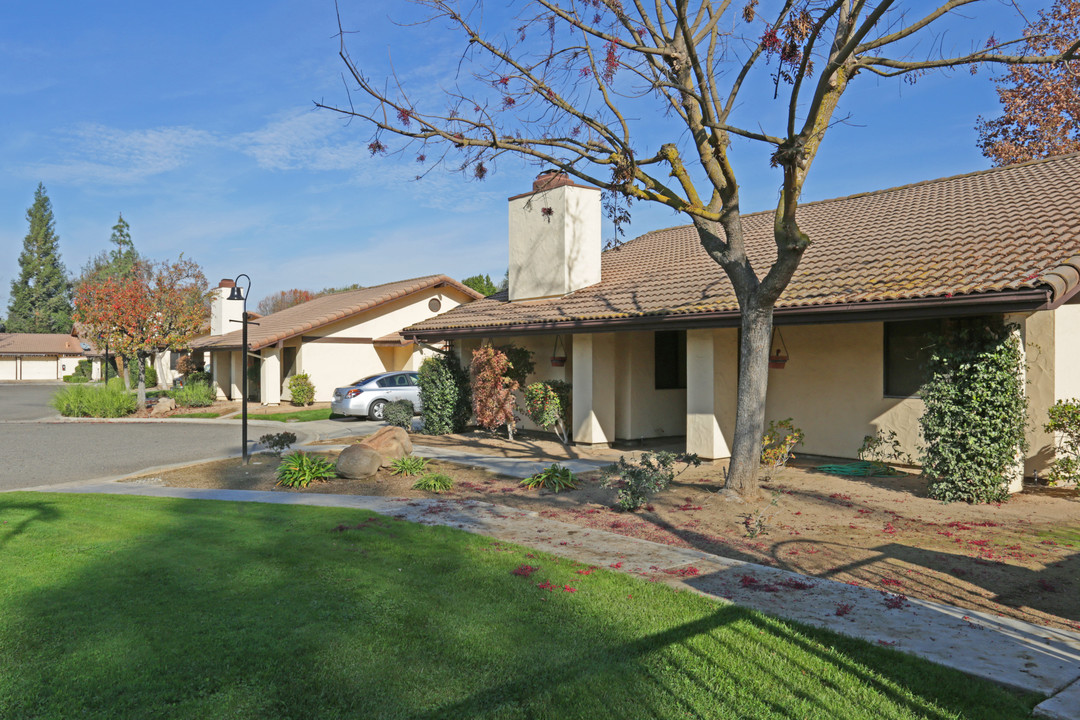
[[508, 184, 601, 301], [295, 287, 473, 402], [614, 331, 687, 440], [763, 321, 924, 461], [1055, 302, 1080, 402]]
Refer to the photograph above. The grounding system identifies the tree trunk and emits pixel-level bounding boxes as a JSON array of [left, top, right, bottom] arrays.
[[136, 353, 147, 409], [117, 356, 130, 390], [724, 303, 774, 497]]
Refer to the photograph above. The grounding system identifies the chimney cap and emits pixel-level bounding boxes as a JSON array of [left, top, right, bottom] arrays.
[[218, 279, 236, 288], [533, 170, 574, 192]]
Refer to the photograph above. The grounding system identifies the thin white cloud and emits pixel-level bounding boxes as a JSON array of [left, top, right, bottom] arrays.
[[238, 109, 374, 171], [26, 124, 218, 185]]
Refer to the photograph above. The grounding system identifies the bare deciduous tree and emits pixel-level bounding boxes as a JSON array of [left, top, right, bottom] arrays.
[[320, 0, 1078, 496]]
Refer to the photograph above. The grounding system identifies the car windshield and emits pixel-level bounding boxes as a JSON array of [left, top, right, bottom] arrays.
[[350, 374, 382, 387]]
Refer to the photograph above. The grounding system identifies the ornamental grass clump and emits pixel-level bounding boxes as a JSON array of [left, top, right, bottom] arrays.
[[390, 455, 429, 476], [51, 380, 138, 418], [919, 322, 1028, 503], [521, 464, 577, 492], [168, 381, 216, 408], [412, 473, 454, 493], [276, 452, 337, 488]]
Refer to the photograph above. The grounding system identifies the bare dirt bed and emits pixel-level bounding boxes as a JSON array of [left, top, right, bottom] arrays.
[[130, 429, 1080, 633]]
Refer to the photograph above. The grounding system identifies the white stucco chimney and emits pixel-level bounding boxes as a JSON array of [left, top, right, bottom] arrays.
[[210, 279, 245, 336], [508, 170, 602, 302]]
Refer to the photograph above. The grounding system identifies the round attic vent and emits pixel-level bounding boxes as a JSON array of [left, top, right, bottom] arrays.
[[428, 298, 442, 312]]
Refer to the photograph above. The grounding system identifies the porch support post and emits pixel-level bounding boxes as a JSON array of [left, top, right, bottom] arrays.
[[572, 332, 615, 445], [686, 329, 732, 460], [229, 350, 243, 401], [261, 345, 281, 406], [1004, 313, 1029, 494], [211, 351, 229, 399]]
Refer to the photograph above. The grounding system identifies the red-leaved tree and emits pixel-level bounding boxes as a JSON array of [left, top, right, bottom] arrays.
[[471, 346, 519, 439], [74, 257, 209, 408], [977, 0, 1080, 165], [256, 289, 316, 316]]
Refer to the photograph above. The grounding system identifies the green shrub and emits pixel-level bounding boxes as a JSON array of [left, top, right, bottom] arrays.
[[62, 375, 91, 383], [169, 382, 216, 407], [600, 451, 702, 511], [185, 370, 213, 387], [858, 429, 914, 470], [63, 359, 93, 383], [390, 456, 429, 476], [919, 322, 1028, 503], [276, 452, 336, 488], [1044, 398, 1080, 486], [287, 373, 315, 406], [128, 361, 158, 388], [412, 473, 454, 493], [384, 399, 415, 429], [496, 344, 535, 386], [417, 354, 471, 435], [524, 381, 572, 444], [259, 431, 298, 457], [51, 382, 138, 418], [521, 464, 577, 492]]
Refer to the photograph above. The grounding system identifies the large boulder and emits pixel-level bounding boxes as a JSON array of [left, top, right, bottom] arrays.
[[150, 398, 176, 417], [358, 426, 412, 467], [336, 445, 383, 479]]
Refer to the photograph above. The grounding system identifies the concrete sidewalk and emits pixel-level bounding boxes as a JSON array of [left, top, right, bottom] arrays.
[[36, 482, 1080, 719]]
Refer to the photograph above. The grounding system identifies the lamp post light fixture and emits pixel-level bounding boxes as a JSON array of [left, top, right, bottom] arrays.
[[228, 274, 252, 464]]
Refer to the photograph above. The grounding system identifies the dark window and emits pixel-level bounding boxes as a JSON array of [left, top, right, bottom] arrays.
[[884, 320, 938, 397], [407, 373, 419, 385], [654, 330, 687, 390], [377, 376, 397, 388]]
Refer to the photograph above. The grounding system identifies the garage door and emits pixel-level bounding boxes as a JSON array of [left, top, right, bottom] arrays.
[[20, 357, 58, 380], [0, 358, 15, 380]]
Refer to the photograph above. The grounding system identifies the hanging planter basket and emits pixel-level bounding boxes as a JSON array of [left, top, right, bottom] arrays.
[[768, 328, 789, 369], [550, 335, 567, 367]]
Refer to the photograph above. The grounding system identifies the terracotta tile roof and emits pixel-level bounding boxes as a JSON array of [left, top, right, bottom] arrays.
[[407, 153, 1080, 336], [192, 275, 482, 351], [0, 333, 88, 356]]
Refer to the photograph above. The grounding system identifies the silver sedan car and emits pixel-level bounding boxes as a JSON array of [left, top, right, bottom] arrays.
[[330, 371, 421, 420]]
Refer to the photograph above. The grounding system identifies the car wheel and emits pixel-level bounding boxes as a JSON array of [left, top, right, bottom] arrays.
[[368, 399, 388, 421]]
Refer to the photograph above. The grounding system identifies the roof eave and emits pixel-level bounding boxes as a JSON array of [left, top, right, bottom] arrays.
[[403, 287, 1053, 340]]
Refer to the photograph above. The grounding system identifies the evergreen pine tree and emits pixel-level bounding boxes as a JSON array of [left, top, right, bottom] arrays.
[[7, 184, 72, 333], [77, 212, 141, 285]]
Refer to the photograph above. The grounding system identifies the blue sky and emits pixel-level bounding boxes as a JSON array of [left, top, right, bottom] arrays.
[[0, 1, 1033, 314]]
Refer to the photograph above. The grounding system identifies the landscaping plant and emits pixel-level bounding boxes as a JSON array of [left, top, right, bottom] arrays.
[[760, 418, 804, 480], [287, 373, 315, 406], [276, 452, 336, 488], [417, 353, 471, 435], [521, 464, 577, 492], [168, 381, 216, 408], [390, 455, 429, 476], [51, 379, 137, 418], [259, 431, 298, 458], [495, 344, 535, 387], [919, 322, 1028, 503], [471, 345, 519, 439], [383, 399, 414, 430], [1044, 398, 1080, 487], [858, 429, 914, 471], [524, 381, 572, 445], [184, 370, 213, 387], [600, 451, 702, 512], [412, 473, 454, 493]]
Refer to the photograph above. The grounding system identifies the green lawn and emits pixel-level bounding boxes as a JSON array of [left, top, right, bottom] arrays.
[[256, 407, 333, 422], [172, 411, 220, 419], [0, 493, 1037, 720]]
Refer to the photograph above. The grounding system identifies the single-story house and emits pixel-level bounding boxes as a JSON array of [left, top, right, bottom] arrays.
[[404, 156, 1080, 491], [191, 275, 482, 405], [0, 332, 88, 380]]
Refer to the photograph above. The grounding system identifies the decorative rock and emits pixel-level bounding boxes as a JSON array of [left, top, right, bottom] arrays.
[[150, 398, 176, 417], [336, 445, 383, 479], [358, 426, 412, 467]]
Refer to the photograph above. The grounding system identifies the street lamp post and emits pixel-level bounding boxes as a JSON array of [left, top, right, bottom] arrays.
[[228, 275, 252, 464]]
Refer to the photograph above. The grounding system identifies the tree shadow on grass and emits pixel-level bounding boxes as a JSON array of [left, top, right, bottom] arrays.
[[0, 492, 1037, 719], [0, 499, 61, 550]]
